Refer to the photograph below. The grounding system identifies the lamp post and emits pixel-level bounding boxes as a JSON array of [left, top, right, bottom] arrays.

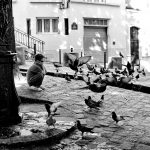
[[0, 0, 21, 126]]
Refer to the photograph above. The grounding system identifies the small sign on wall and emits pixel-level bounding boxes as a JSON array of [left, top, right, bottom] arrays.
[[71, 22, 78, 30]]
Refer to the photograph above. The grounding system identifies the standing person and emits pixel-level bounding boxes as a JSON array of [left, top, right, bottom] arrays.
[[27, 53, 47, 91]]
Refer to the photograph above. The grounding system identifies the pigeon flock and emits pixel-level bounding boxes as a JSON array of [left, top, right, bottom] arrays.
[[48, 53, 146, 137]]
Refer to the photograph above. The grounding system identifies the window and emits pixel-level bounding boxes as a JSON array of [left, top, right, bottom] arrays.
[[36, 18, 59, 33], [84, 18, 108, 26], [44, 19, 50, 32], [52, 19, 58, 32], [37, 19, 42, 33]]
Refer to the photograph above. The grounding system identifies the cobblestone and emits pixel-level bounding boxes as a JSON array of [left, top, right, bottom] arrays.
[[6, 61, 150, 149]]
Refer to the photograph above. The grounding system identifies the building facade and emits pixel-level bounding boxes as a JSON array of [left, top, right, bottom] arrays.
[[12, 0, 142, 68]]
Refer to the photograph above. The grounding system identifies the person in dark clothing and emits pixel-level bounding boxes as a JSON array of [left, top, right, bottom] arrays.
[[27, 54, 47, 91]]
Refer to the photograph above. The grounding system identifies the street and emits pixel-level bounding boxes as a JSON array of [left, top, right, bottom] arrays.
[[16, 75, 150, 150]]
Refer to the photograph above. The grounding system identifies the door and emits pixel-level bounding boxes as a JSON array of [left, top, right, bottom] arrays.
[[83, 26, 107, 64], [130, 26, 139, 66], [27, 19, 31, 35]]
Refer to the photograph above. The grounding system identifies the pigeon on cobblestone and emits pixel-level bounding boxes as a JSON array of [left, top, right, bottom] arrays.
[[45, 103, 51, 117], [52, 62, 62, 72], [135, 73, 140, 80], [85, 95, 104, 109], [65, 72, 71, 82], [142, 68, 146, 76], [111, 111, 125, 124], [93, 68, 101, 75], [82, 73, 91, 85], [50, 101, 62, 114], [84, 96, 99, 109], [115, 68, 121, 74], [86, 63, 95, 72], [66, 53, 91, 76], [76, 120, 94, 137], [120, 68, 128, 76], [46, 114, 56, 128], [137, 68, 146, 76], [118, 75, 133, 84], [45, 101, 62, 115], [119, 52, 124, 58], [89, 82, 107, 93], [93, 75, 102, 83]]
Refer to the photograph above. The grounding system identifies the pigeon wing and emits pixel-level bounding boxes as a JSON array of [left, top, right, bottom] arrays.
[[50, 101, 62, 112], [53, 62, 62, 67], [66, 53, 77, 65], [78, 56, 91, 67]]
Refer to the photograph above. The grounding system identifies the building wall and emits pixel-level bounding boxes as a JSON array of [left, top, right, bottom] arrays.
[[12, 0, 130, 65], [126, 0, 150, 71]]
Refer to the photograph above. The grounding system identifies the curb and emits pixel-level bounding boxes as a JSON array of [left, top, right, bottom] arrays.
[[0, 126, 76, 148], [0, 96, 77, 148], [19, 96, 53, 105]]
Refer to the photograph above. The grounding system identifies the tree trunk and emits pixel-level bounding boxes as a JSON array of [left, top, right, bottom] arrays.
[[0, 0, 21, 126]]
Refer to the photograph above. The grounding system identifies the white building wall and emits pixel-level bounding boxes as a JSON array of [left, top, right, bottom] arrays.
[[126, 0, 150, 71], [12, 0, 129, 64]]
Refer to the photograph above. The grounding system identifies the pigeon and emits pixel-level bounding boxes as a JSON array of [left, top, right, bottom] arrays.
[[66, 53, 91, 76], [135, 73, 140, 80], [86, 63, 95, 72], [93, 68, 101, 75], [126, 61, 132, 71], [119, 52, 124, 58], [46, 114, 56, 128], [137, 68, 142, 73], [89, 82, 107, 93], [84, 96, 100, 109], [111, 111, 125, 124], [76, 120, 94, 137], [125, 61, 134, 75], [115, 68, 121, 74], [105, 74, 118, 85], [79, 67, 84, 74], [93, 94, 104, 107], [93, 75, 102, 83], [142, 69, 146, 76], [45, 103, 51, 117], [82, 73, 91, 85], [85, 95, 104, 107], [100, 94, 104, 102], [52, 62, 62, 72], [120, 68, 128, 76], [137, 68, 146, 76], [65, 72, 71, 82], [100, 67, 107, 74], [119, 75, 133, 84], [45, 101, 62, 115]]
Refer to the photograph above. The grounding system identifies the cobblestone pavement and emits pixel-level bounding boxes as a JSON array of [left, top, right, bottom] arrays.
[[15, 71, 150, 150]]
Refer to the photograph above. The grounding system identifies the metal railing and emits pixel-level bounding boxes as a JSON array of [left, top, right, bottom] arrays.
[[14, 28, 45, 54]]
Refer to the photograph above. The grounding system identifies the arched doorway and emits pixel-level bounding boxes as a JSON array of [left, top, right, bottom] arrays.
[[130, 26, 139, 66]]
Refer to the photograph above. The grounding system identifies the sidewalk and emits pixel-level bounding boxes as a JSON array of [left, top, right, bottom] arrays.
[[19, 60, 150, 91]]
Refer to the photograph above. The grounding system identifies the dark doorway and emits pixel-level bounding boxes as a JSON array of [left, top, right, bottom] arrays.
[[130, 26, 139, 66], [64, 18, 69, 35]]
